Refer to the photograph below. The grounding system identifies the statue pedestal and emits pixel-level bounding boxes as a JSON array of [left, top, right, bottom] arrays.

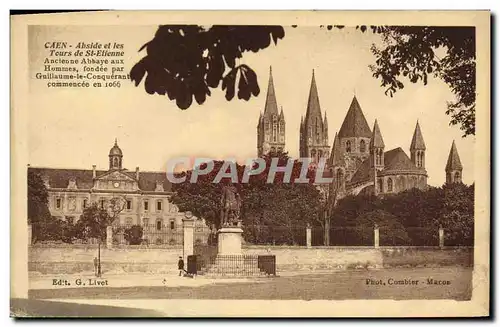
[[217, 227, 243, 255]]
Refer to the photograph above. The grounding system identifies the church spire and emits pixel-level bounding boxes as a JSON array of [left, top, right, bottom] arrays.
[[304, 69, 322, 125], [410, 120, 426, 150], [446, 140, 463, 171], [446, 140, 463, 184], [410, 120, 426, 169], [338, 96, 372, 138], [329, 132, 342, 167], [370, 119, 385, 149], [263, 66, 279, 117]]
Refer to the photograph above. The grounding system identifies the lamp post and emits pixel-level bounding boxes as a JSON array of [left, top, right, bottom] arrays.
[[97, 240, 102, 277]]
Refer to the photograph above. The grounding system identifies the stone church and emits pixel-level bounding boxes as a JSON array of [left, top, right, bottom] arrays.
[[256, 68, 465, 200], [28, 140, 208, 245]]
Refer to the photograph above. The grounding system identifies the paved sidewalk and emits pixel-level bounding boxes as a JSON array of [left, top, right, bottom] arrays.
[[29, 272, 263, 290]]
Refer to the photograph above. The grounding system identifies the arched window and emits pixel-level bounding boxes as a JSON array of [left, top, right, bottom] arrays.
[[454, 172, 461, 182], [376, 149, 383, 165], [156, 220, 162, 231], [346, 141, 351, 153], [311, 149, 317, 159], [316, 119, 321, 143], [113, 157, 119, 167], [377, 179, 383, 193], [273, 116, 277, 142], [360, 140, 366, 153], [387, 178, 393, 192], [318, 150, 323, 158]]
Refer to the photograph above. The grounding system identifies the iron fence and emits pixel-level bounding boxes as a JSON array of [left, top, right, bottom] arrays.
[[243, 225, 307, 246], [190, 254, 276, 276], [111, 224, 212, 246]]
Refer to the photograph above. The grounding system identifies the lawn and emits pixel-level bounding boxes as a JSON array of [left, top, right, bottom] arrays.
[[29, 267, 472, 301]]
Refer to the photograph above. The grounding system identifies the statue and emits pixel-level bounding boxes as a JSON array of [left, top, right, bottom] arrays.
[[220, 184, 242, 227]]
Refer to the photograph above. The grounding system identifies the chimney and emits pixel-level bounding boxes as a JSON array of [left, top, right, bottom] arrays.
[[92, 165, 96, 179], [136, 166, 140, 180]]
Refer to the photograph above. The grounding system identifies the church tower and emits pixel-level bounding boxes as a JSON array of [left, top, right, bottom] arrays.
[[299, 70, 330, 163], [109, 138, 123, 170], [410, 121, 426, 169], [370, 119, 385, 170], [336, 96, 372, 180], [446, 140, 463, 184], [257, 67, 286, 157]]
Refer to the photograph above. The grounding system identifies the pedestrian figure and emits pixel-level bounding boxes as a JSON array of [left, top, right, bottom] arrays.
[[178, 256, 184, 276], [93, 257, 98, 276]]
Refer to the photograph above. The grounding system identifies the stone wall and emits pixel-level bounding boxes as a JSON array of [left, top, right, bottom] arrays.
[[29, 245, 183, 275], [28, 245, 473, 275]]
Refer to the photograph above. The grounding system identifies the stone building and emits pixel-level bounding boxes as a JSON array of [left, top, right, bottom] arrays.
[[255, 68, 438, 200], [28, 139, 209, 245], [299, 70, 330, 164], [329, 97, 428, 199], [257, 67, 286, 157]]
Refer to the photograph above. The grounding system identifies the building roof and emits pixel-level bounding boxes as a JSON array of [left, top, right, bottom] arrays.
[[369, 119, 385, 149], [349, 147, 420, 184], [338, 96, 372, 138], [410, 121, 426, 150], [28, 167, 172, 192], [109, 139, 123, 156], [304, 70, 323, 127], [263, 66, 279, 118], [383, 147, 418, 172], [445, 140, 463, 171], [329, 132, 342, 166]]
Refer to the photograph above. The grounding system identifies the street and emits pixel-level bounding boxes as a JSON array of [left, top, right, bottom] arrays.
[[29, 267, 472, 301]]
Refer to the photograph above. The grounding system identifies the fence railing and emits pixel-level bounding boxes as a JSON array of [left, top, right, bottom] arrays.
[[244, 225, 473, 247], [189, 254, 277, 276], [111, 224, 212, 246]]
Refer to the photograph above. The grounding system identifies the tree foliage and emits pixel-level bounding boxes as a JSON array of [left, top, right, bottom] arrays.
[[330, 182, 474, 246], [170, 152, 322, 245], [124, 225, 144, 245], [75, 203, 114, 242], [130, 25, 285, 109], [131, 25, 475, 136], [367, 26, 475, 136], [27, 171, 51, 225]]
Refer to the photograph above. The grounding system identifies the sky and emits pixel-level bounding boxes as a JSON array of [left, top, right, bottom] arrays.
[[27, 25, 475, 186]]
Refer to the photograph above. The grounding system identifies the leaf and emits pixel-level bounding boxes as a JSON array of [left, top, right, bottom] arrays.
[[176, 82, 193, 109], [271, 27, 285, 45], [138, 42, 149, 52], [222, 68, 237, 101], [129, 58, 147, 86]]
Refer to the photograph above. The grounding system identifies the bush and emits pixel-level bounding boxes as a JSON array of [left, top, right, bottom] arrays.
[[123, 225, 143, 245]]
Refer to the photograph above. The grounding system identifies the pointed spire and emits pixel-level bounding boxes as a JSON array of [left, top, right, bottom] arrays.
[[410, 120, 426, 150], [304, 69, 322, 125], [329, 132, 342, 166], [263, 66, 279, 117], [324, 111, 328, 125], [338, 96, 372, 138], [279, 106, 284, 118], [370, 119, 385, 149], [114, 138, 118, 146], [446, 140, 463, 171]]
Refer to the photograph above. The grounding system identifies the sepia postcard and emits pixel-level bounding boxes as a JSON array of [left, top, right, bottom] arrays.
[[10, 10, 490, 317]]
